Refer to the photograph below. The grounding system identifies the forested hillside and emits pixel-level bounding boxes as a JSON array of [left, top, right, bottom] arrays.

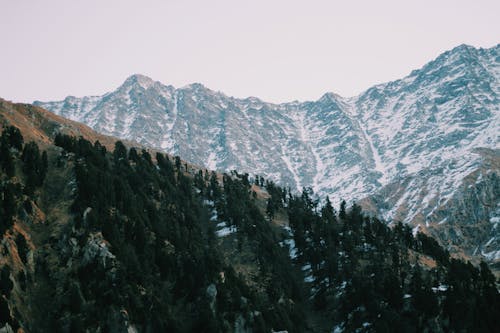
[[0, 123, 498, 332]]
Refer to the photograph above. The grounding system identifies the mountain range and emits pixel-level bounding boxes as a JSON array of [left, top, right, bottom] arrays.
[[3, 99, 498, 332], [34, 44, 499, 266]]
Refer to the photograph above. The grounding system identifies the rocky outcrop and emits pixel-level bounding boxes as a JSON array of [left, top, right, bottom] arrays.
[[361, 148, 499, 267], [81, 232, 116, 269]]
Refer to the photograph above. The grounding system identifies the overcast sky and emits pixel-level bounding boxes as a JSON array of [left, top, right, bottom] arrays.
[[1, 0, 498, 103]]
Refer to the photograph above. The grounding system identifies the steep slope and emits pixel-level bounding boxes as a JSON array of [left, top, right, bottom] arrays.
[[0, 98, 133, 151], [1, 100, 498, 332], [34, 44, 500, 265], [354, 45, 500, 266], [0, 101, 309, 332], [34, 76, 376, 200]]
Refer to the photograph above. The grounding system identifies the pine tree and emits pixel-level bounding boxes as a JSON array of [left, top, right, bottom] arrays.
[[1, 182, 17, 233], [0, 127, 19, 177], [339, 200, 347, 220], [1, 126, 23, 151], [22, 142, 46, 195], [0, 145, 15, 177], [266, 198, 275, 220], [321, 196, 336, 224], [41, 151, 48, 181], [113, 141, 127, 163]]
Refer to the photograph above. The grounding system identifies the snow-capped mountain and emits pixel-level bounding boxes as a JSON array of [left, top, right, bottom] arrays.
[[35, 44, 499, 264]]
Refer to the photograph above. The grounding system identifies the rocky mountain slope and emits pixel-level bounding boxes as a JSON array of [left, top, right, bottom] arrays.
[[35, 44, 499, 266], [1, 100, 498, 332]]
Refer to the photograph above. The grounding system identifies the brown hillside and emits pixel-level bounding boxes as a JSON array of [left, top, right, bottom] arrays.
[[0, 98, 133, 151]]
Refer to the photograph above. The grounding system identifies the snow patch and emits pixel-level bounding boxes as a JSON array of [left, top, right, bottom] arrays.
[[216, 225, 237, 237]]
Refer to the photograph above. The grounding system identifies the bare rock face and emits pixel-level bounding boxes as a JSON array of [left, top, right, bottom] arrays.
[[82, 232, 116, 269], [362, 148, 499, 266], [35, 44, 500, 265], [432, 163, 499, 267]]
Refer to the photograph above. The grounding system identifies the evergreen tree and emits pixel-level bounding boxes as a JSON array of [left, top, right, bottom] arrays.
[[0, 143, 15, 177], [1, 126, 23, 151], [0, 127, 20, 177], [339, 200, 347, 220], [22, 142, 47, 195], [0, 182, 17, 233]]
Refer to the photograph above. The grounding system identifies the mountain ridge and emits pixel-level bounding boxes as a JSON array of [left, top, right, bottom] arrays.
[[34, 44, 500, 266]]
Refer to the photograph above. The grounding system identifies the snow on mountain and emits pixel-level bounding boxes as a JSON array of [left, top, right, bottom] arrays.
[[34, 44, 500, 264]]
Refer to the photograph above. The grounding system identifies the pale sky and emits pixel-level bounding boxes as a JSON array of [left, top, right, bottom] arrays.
[[1, 0, 499, 103]]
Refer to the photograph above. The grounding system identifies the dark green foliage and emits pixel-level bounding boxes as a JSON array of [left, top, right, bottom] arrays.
[[0, 266, 13, 297], [27, 135, 307, 332], [0, 128, 494, 332], [0, 182, 19, 234], [207, 171, 221, 201], [416, 232, 449, 264], [54, 132, 77, 152], [0, 149, 15, 178], [440, 259, 499, 332], [21, 142, 48, 195], [41, 151, 48, 178], [278, 187, 500, 332], [339, 199, 347, 220], [0, 126, 21, 177], [174, 156, 181, 170], [0, 295, 10, 325], [409, 265, 438, 319], [1, 126, 23, 151], [128, 147, 139, 163], [15, 233, 29, 264], [264, 180, 285, 221]]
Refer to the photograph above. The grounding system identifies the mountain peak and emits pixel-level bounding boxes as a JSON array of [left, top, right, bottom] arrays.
[[181, 82, 209, 91], [450, 43, 476, 53], [123, 74, 156, 89], [318, 92, 343, 104]]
